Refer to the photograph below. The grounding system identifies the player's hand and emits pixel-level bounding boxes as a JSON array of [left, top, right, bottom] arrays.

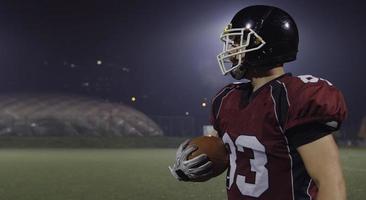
[[169, 139, 213, 182]]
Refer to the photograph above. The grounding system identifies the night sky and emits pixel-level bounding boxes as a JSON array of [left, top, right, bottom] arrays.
[[0, 0, 365, 135]]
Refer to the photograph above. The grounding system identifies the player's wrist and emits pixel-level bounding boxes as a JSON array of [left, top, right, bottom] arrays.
[[169, 166, 190, 181], [175, 169, 191, 181]]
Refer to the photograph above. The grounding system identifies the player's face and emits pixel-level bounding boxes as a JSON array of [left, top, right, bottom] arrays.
[[228, 37, 241, 65], [217, 27, 266, 77], [228, 38, 255, 80]]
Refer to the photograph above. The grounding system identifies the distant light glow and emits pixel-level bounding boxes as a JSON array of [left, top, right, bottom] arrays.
[[245, 23, 252, 29], [131, 96, 136, 102], [122, 67, 130, 72], [97, 60, 102, 65], [201, 102, 207, 107], [185, 111, 190, 116]]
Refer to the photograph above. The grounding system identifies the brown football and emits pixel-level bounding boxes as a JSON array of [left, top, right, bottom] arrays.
[[187, 135, 229, 181]]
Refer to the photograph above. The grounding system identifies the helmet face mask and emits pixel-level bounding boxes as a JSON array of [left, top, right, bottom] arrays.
[[217, 25, 266, 76], [216, 5, 299, 79]]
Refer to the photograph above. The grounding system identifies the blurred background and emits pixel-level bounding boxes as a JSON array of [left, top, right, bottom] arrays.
[[0, 0, 365, 145], [0, 1, 365, 200]]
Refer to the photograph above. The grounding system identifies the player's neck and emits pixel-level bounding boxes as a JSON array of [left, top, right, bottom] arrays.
[[250, 67, 285, 92]]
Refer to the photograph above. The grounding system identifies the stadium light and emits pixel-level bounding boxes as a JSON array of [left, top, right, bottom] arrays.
[[30, 123, 37, 127], [97, 60, 102, 65], [201, 102, 207, 107], [131, 96, 136, 102]]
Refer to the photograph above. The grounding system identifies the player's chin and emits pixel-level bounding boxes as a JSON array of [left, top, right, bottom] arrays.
[[241, 67, 257, 80], [230, 66, 248, 80]]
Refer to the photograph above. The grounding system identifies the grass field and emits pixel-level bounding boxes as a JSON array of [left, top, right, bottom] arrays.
[[0, 148, 364, 200]]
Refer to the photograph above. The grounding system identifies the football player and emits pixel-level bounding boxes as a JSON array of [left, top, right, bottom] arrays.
[[170, 5, 347, 200]]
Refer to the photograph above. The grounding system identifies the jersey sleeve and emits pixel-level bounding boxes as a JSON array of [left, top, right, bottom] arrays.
[[285, 77, 347, 147], [210, 84, 238, 137]]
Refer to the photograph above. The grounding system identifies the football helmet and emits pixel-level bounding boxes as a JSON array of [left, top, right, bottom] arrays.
[[217, 5, 299, 79]]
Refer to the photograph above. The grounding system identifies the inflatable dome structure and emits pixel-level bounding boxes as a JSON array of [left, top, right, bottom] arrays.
[[0, 94, 163, 136]]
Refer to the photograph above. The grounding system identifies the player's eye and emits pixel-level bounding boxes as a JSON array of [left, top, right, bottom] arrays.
[[234, 37, 241, 45]]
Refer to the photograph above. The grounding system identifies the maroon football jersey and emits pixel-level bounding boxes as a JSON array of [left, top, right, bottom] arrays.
[[211, 74, 347, 200]]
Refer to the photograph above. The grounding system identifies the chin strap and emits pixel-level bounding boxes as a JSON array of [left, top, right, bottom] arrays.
[[230, 65, 247, 80]]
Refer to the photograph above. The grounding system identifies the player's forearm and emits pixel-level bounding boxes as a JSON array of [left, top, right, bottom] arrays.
[[314, 176, 347, 200]]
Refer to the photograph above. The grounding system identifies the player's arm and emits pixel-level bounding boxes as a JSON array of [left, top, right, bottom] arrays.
[[297, 134, 346, 200], [170, 85, 228, 182], [285, 76, 348, 199]]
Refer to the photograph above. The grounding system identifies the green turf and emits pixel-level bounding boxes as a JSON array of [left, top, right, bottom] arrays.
[[0, 148, 364, 200], [340, 148, 366, 200]]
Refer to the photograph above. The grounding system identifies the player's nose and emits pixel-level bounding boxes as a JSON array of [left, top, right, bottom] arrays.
[[230, 56, 239, 64]]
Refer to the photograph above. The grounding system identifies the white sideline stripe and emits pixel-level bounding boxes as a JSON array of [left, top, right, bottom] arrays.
[[343, 167, 366, 173]]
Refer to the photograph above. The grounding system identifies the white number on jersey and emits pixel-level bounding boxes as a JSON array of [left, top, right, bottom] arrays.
[[223, 133, 269, 197], [298, 75, 333, 86]]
